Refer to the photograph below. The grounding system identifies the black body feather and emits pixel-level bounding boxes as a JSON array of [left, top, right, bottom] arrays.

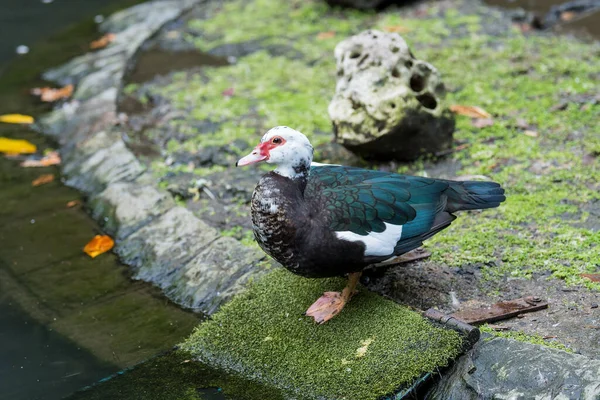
[[251, 165, 505, 278]]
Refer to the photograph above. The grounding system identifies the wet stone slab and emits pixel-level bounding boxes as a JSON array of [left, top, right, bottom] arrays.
[[37, 0, 271, 316], [428, 334, 600, 399], [89, 181, 175, 240]]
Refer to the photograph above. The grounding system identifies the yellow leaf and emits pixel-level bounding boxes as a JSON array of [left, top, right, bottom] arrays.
[[449, 105, 492, 119], [0, 114, 34, 124], [0, 137, 37, 154], [32, 174, 54, 187], [84, 235, 115, 258]]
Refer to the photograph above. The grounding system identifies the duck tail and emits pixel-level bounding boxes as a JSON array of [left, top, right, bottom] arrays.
[[445, 180, 506, 213]]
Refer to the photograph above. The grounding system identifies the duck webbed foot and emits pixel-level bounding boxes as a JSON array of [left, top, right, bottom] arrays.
[[305, 272, 361, 324]]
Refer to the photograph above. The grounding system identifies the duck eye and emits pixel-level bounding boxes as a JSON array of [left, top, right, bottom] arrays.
[[272, 137, 282, 144]]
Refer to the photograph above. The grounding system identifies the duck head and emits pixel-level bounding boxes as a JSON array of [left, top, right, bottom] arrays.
[[236, 126, 314, 179]]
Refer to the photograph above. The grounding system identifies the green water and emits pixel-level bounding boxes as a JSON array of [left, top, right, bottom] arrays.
[[0, 1, 203, 399]]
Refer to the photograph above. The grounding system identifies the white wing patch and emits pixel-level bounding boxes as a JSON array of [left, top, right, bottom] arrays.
[[310, 161, 340, 167], [335, 223, 403, 257]]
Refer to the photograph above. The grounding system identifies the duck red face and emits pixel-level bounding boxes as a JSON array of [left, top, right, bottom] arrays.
[[236, 135, 287, 166]]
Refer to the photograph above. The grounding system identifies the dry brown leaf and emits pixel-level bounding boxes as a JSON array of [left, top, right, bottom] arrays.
[[90, 33, 116, 50], [32, 174, 54, 186], [83, 235, 115, 258], [31, 84, 73, 102], [581, 273, 600, 283], [472, 118, 494, 128], [383, 25, 411, 33], [20, 151, 61, 167], [0, 137, 37, 154], [0, 114, 34, 124], [560, 11, 577, 21], [523, 130, 539, 137], [66, 200, 81, 208], [316, 31, 336, 40], [450, 105, 492, 119]]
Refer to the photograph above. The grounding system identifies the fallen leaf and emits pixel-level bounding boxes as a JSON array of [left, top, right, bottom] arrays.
[[32, 174, 54, 186], [222, 87, 235, 97], [20, 151, 61, 167], [90, 33, 116, 50], [66, 200, 81, 208], [523, 130, 539, 137], [560, 11, 577, 21], [0, 137, 37, 154], [472, 118, 494, 128], [316, 31, 336, 40], [383, 25, 411, 33], [0, 114, 34, 124], [450, 105, 492, 119], [580, 273, 600, 282], [451, 296, 548, 325], [83, 235, 115, 258], [31, 84, 73, 102]]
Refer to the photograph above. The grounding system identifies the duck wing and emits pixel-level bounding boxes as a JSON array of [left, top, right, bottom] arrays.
[[306, 165, 504, 260]]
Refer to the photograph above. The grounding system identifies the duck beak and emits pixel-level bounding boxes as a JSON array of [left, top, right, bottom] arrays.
[[236, 146, 268, 167]]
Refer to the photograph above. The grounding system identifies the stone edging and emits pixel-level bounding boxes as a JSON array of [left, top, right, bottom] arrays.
[[38, 0, 267, 315]]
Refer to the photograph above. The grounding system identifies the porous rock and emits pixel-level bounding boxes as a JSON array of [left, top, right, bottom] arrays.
[[427, 335, 600, 399], [329, 30, 455, 161]]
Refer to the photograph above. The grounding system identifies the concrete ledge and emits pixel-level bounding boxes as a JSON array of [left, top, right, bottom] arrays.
[[37, 0, 268, 315], [89, 182, 175, 240]]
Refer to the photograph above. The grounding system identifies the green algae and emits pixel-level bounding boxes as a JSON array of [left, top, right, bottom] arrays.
[[182, 269, 463, 400], [67, 350, 286, 400], [130, 0, 599, 290], [480, 325, 572, 353]]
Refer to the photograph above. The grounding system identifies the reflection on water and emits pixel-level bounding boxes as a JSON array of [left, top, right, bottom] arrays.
[[0, 296, 116, 400], [0, 124, 201, 398], [485, 0, 600, 39]]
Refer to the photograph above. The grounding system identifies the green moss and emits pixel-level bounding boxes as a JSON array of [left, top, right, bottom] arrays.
[[480, 326, 572, 353], [418, 33, 600, 288], [67, 350, 286, 400], [181, 269, 463, 400]]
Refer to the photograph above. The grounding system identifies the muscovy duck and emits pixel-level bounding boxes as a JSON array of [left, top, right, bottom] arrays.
[[237, 126, 506, 323]]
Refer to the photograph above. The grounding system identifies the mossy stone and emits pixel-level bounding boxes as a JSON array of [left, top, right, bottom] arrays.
[[182, 269, 463, 400]]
